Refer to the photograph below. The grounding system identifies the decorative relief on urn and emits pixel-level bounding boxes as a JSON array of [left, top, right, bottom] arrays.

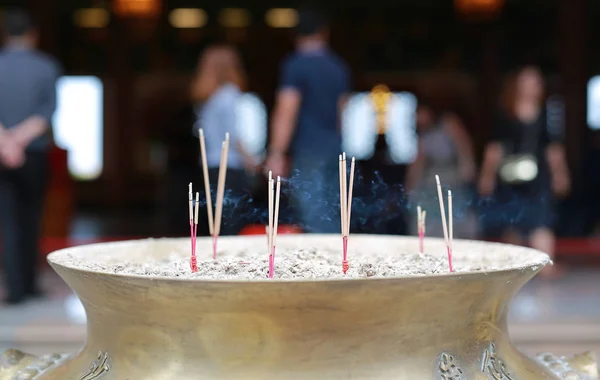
[[80, 351, 110, 380], [536, 352, 597, 380], [0, 350, 68, 380], [439, 352, 465, 380], [481, 343, 514, 379]]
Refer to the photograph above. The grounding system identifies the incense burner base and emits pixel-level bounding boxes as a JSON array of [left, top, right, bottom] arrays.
[[0, 236, 597, 380], [0, 347, 597, 379]]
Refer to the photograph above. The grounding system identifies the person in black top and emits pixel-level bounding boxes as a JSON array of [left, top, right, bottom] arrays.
[[479, 66, 570, 278]]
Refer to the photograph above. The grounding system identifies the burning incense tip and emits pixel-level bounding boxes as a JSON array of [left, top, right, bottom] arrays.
[[188, 183, 192, 196], [199, 128, 204, 137], [435, 174, 441, 186]]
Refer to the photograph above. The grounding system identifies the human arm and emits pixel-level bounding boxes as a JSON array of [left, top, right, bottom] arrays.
[[265, 58, 302, 177], [443, 113, 476, 182], [269, 88, 301, 157], [546, 143, 570, 197], [543, 99, 570, 197], [478, 142, 504, 196], [478, 112, 509, 196], [0, 123, 26, 169], [9, 64, 59, 148], [338, 94, 349, 133]]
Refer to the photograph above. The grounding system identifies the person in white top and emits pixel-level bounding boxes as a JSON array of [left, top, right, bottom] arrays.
[[190, 45, 258, 235]]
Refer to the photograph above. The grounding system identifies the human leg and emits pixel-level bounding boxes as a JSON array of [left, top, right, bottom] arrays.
[[0, 171, 25, 303], [17, 152, 49, 295], [528, 227, 562, 278]]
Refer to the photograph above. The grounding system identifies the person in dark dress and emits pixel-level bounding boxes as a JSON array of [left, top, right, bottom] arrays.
[[0, 9, 60, 304], [265, 8, 350, 233], [479, 66, 570, 278]]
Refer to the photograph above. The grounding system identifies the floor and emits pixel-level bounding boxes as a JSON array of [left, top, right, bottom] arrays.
[[1, 212, 599, 363]]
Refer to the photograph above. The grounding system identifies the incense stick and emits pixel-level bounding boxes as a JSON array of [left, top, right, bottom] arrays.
[[190, 192, 200, 272], [338, 153, 355, 274], [268, 171, 273, 264], [347, 157, 355, 235], [269, 176, 282, 278], [198, 130, 214, 237], [448, 190, 453, 272], [212, 133, 230, 259], [338, 155, 344, 236], [188, 185, 196, 272], [435, 175, 453, 272], [342, 153, 348, 236], [417, 206, 424, 254]]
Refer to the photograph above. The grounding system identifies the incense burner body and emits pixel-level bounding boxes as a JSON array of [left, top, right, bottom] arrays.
[[2, 236, 597, 380]]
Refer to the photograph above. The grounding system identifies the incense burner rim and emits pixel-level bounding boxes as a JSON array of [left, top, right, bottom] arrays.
[[46, 235, 551, 284]]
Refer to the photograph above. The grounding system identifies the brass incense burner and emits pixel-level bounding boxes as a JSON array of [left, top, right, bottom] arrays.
[[1, 235, 597, 380]]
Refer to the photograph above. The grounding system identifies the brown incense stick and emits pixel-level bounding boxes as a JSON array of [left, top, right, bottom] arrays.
[[435, 175, 453, 272], [417, 205, 423, 254], [212, 133, 230, 259], [347, 157, 355, 235], [269, 176, 282, 278], [214, 133, 230, 236], [198, 130, 214, 236]]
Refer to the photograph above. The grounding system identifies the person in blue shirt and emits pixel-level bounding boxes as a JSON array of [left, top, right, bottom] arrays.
[[0, 8, 60, 304], [265, 8, 350, 233]]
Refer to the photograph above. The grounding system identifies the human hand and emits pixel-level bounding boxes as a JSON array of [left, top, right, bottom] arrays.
[[264, 152, 288, 178], [0, 133, 26, 169], [551, 171, 571, 198], [478, 174, 496, 197], [242, 155, 261, 173]]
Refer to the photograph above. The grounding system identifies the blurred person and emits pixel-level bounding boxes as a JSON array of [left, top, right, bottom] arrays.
[[0, 8, 60, 304], [190, 44, 258, 235], [478, 66, 570, 278], [265, 8, 350, 233], [405, 102, 477, 238]]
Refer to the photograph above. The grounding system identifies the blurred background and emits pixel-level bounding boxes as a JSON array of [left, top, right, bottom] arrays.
[[1, 0, 600, 363]]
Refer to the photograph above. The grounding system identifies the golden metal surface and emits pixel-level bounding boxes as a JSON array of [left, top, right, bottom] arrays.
[[370, 84, 392, 135], [1, 236, 597, 379]]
